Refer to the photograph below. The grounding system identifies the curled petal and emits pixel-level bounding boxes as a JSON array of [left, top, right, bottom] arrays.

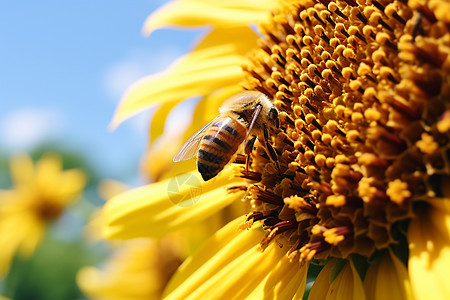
[[142, 0, 276, 36], [110, 52, 247, 130], [110, 26, 259, 131]]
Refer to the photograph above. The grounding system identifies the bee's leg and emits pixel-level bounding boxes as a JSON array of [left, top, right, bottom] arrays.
[[263, 124, 281, 173], [412, 12, 424, 41], [244, 136, 256, 174]]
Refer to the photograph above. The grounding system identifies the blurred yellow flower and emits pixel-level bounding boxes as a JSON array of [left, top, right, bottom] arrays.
[[0, 153, 86, 277], [105, 0, 450, 299], [77, 238, 183, 300]]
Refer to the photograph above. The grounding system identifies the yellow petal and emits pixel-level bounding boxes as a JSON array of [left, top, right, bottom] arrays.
[[9, 154, 34, 186], [141, 137, 197, 182], [102, 168, 245, 239], [175, 198, 247, 257], [86, 181, 130, 243], [35, 154, 82, 198], [83, 209, 105, 244], [164, 217, 307, 299], [163, 216, 258, 297], [110, 53, 246, 129], [363, 262, 377, 300], [110, 26, 259, 130], [309, 259, 366, 300], [328, 260, 366, 300], [408, 199, 450, 300], [142, 0, 276, 36], [308, 260, 335, 300], [53, 169, 86, 201], [16, 218, 44, 257], [149, 101, 178, 144], [243, 255, 309, 300], [189, 26, 260, 60], [364, 250, 414, 300], [0, 212, 44, 276], [0, 232, 18, 276], [98, 179, 130, 201], [35, 153, 62, 182]]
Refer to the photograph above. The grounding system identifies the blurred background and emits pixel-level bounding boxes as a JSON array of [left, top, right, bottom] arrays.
[[0, 1, 201, 299]]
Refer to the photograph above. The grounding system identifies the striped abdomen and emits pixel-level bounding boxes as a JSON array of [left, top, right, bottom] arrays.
[[197, 116, 247, 181]]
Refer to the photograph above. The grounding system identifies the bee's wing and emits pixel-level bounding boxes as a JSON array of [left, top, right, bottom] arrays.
[[173, 117, 218, 162]]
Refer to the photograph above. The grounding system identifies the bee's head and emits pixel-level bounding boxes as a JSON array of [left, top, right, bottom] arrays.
[[268, 106, 280, 128]]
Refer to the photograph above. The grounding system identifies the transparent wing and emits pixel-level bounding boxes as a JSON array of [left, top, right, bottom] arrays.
[[173, 117, 218, 162]]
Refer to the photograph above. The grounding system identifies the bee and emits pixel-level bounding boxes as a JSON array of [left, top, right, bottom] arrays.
[[173, 91, 280, 181]]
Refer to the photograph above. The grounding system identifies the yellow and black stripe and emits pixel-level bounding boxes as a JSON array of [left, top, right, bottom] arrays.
[[197, 117, 246, 181]]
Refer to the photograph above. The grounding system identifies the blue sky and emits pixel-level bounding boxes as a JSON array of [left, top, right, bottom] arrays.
[[0, 1, 202, 183]]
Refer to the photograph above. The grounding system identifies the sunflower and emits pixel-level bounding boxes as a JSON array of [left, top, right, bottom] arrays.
[[0, 153, 86, 277], [77, 238, 183, 300], [104, 0, 450, 299]]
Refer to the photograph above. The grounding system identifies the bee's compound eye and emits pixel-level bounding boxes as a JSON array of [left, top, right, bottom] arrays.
[[269, 107, 278, 119]]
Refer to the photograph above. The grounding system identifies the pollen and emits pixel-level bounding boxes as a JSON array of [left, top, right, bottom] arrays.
[[323, 227, 351, 246], [416, 133, 439, 154], [387, 179, 411, 205], [326, 195, 346, 207], [241, 0, 450, 262]]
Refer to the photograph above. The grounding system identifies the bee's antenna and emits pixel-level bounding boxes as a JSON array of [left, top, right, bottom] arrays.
[[245, 103, 263, 143]]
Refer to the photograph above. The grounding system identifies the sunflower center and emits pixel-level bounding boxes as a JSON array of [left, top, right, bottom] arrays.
[[237, 0, 450, 261], [34, 197, 63, 221]]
